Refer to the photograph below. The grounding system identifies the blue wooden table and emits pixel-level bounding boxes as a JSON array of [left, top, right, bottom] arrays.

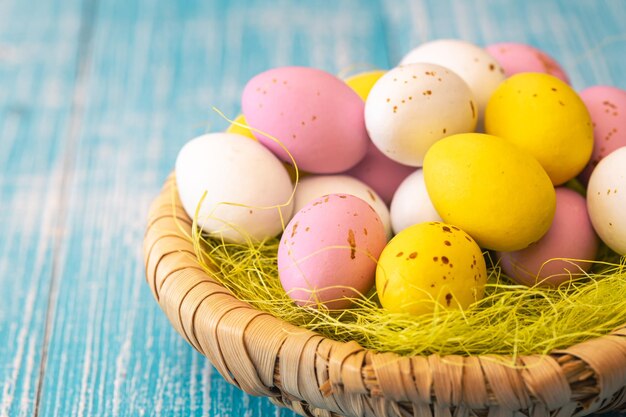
[[0, 1, 624, 416]]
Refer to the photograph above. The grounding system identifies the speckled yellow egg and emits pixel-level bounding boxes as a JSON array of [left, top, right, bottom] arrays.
[[485, 73, 593, 185], [376, 222, 487, 316], [423, 133, 556, 251], [345, 70, 386, 100]]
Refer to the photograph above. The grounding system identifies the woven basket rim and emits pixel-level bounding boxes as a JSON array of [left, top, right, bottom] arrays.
[[143, 173, 626, 417]]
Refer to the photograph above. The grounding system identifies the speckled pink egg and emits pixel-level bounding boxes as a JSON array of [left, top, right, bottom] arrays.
[[242, 67, 368, 173], [485, 43, 570, 84], [278, 194, 387, 309], [345, 142, 414, 205], [578, 86, 626, 184], [497, 188, 599, 287]]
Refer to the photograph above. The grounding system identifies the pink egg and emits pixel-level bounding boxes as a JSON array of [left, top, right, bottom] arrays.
[[578, 86, 626, 184], [485, 43, 570, 84], [242, 67, 368, 173], [278, 194, 387, 309], [345, 142, 414, 205], [497, 188, 598, 287]]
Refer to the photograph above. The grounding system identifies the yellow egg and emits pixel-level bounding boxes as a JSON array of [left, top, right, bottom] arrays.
[[345, 70, 386, 101], [485, 73, 593, 185], [226, 114, 257, 140], [376, 222, 487, 316], [423, 133, 556, 251]]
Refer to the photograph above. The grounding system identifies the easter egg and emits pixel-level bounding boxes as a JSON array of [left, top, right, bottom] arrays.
[[578, 86, 626, 184], [175, 133, 294, 244], [376, 222, 487, 316], [497, 188, 599, 287], [390, 169, 442, 234], [226, 114, 256, 140], [293, 175, 392, 238], [278, 194, 387, 309], [485, 42, 570, 83], [485, 73, 593, 185], [587, 147, 626, 255], [242, 66, 368, 173], [400, 39, 506, 119], [344, 70, 414, 204], [345, 70, 386, 100], [365, 63, 477, 167], [423, 133, 556, 251]]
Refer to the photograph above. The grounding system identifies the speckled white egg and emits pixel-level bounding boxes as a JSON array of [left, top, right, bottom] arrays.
[[390, 169, 442, 234], [400, 39, 506, 120], [176, 133, 294, 244], [294, 175, 392, 238], [365, 63, 477, 167], [587, 147, 626, 254]]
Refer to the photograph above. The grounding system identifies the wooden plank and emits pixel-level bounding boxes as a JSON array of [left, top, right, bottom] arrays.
[[0, 1, 86, 416], [379, 0, 626, 89], [34, 0, 391, 416]]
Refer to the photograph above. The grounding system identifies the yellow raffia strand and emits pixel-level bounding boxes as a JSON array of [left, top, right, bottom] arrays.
[[192, 227, 626, 358]]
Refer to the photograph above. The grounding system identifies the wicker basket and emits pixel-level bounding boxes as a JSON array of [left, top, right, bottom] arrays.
[[144, 174, 626, 417]]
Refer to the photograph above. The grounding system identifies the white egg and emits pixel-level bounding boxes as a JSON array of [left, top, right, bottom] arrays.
[[400, 39, 505, 121], [390, 169, 442, 234], [365, 63, 477, 167], [587, 147, 626, 254], [175, 133, 294, 244], [294, 175, 392, 238]]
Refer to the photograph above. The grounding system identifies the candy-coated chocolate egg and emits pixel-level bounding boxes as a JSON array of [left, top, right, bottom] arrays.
[[242, 67, 368, 173], [278, 194, 387, 309], [294, 175, 392, 238], [400, 39, 505, 120], [365, 63, 477, 167], [578, 86, 626, 184], [376, 222, 487, 316], [498, 188, 599, 287], [390, 169, 442, 234], [587, 147, 626, 255], [176, 133, 294, 244], [485, 73, 593, 185], [485, 42, 570, 83], [424, 133, 556, 251]]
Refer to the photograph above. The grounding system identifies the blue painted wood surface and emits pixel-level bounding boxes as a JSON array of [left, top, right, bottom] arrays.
[[0, 1, 624, 416]]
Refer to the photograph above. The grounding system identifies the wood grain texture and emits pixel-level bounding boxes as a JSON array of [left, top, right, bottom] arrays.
[[0, 0, 624, 416]]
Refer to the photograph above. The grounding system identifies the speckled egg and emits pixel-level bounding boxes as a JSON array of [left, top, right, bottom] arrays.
[[376, 222, 487, 316], [176, 133, 294, 244], [587, 147, 626, 255], [365, 63, 477, 167], [485, 42, 570, 83], [400, 39, 506, 119], [293, 175, 392, 238], [485, 73, 593, 185], [390, 169, 442, 234], [278, 194, 387, 309], [578, 86, 626, 184], [498, 188, 599, 287], [242, 67, 368, 173], [424, 133, 556, 251]]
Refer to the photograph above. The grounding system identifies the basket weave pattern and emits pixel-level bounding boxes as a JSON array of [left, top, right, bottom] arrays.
[[144, 174, 626, 417]]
